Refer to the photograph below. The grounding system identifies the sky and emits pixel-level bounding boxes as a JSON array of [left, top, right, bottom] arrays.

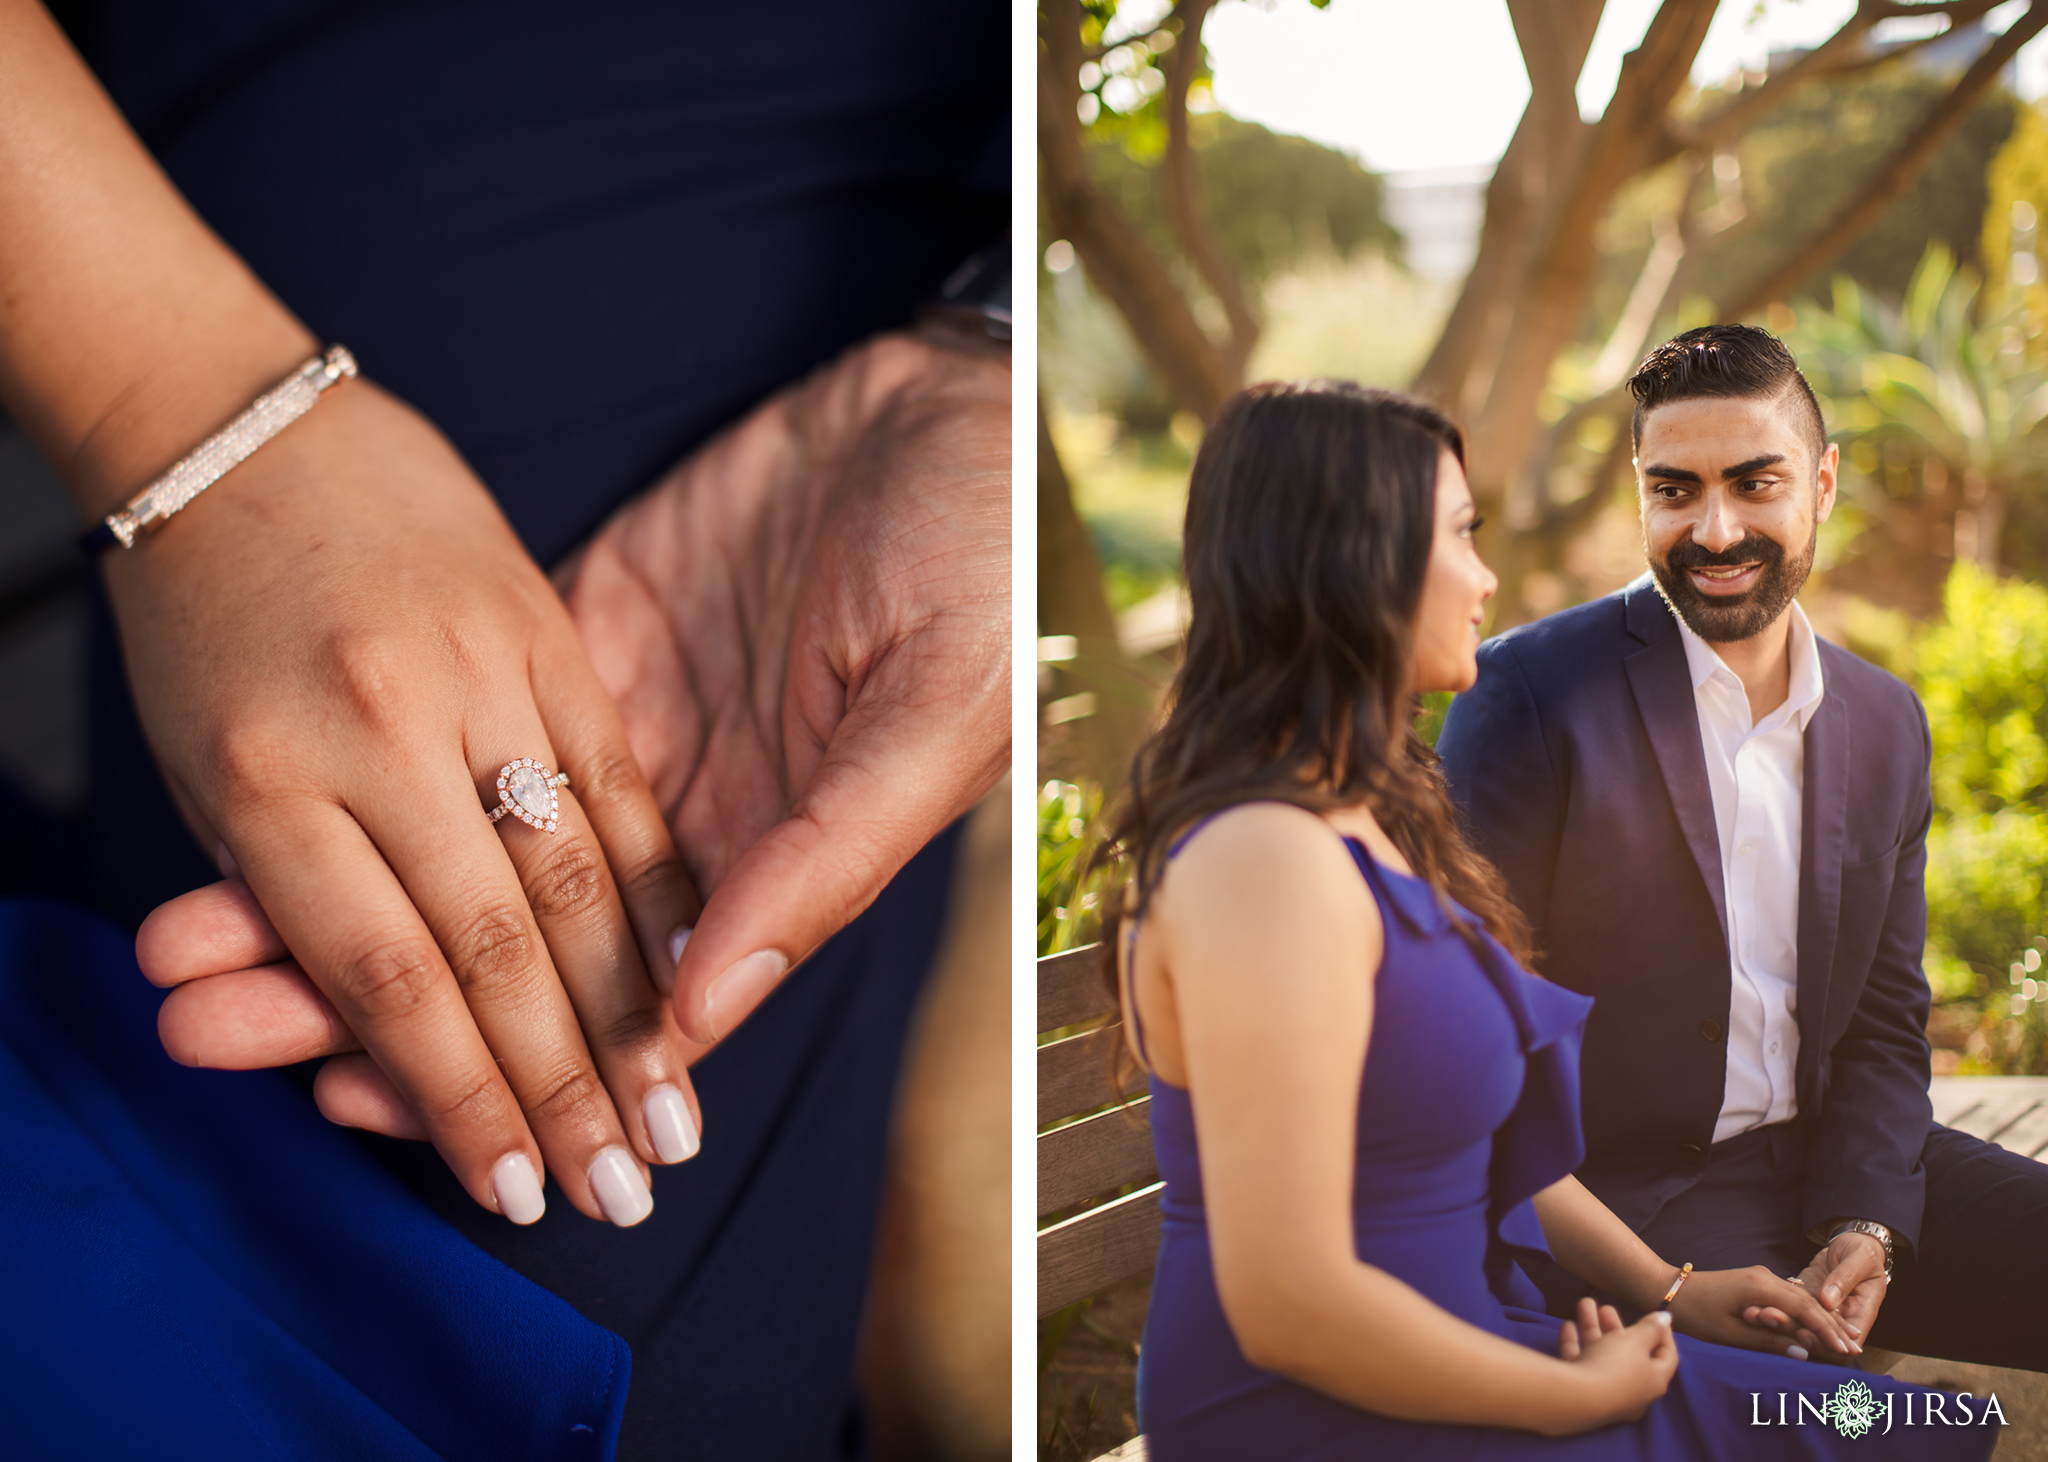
[[1193, 0, 2048, 176]]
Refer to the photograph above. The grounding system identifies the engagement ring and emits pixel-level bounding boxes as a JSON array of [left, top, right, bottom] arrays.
[[488, 758, 570, 832]]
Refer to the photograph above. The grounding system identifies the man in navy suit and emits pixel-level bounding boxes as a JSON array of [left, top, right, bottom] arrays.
[[1439, 325, 2048, 1370]]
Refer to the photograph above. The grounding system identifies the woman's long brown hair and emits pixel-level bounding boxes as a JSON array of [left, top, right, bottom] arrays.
[[1100, 381, 1532, 1016]]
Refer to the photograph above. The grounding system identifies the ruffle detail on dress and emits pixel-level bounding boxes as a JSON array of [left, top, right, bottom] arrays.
[[1362, 859, 1596, 1310]]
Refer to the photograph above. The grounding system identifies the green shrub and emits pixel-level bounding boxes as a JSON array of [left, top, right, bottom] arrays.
[[1039, 780, 1117, 957], [1913, 564, 2048, 1071]]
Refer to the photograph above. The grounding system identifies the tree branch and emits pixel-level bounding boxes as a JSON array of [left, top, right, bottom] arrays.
[[1466, 0, 1717, 501], [1722, 1, 2048, 319], [1038, 0, 1237, 421], [1158, 0, 1260, 384], [1409, 0, 1603, 412], [1654, 0, 2003, 166]]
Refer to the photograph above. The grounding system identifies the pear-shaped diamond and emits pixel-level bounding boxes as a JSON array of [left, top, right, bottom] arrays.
[[508, 765, 553, 819]]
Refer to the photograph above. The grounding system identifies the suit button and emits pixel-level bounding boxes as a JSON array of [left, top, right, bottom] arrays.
[[1700, 1020, 1724, 1042], [1680, 1143, 1704, 1161]]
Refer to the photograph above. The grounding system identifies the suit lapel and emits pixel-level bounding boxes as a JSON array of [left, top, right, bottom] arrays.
[[1796, 684, 1849, 1102], [1621, 580, 1729, 943]]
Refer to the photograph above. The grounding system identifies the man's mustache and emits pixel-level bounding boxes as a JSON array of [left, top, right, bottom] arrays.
[[1664, 533, 1786, 572]]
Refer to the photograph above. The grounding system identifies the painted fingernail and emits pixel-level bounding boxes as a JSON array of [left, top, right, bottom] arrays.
[[588, 1146, 654, 1227], [1650, 1311, 1672, 1328], [644, 1084, 700, 1164], [659, 926, 691, 996], [1788, 1345, 1809, 1361], [491, 1152, 546, 1225], [703, 950, 787, 1040]]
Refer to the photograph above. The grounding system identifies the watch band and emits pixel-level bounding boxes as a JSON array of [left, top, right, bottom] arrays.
[[1825, 1219, 1896, 1279], [919, 239, 1009, 343]]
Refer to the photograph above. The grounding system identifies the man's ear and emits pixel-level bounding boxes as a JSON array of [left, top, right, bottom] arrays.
[[1815, 441, 1840, 525]]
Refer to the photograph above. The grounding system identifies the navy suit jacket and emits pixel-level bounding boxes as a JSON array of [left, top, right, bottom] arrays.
[[1437, 576, 1936, 1252]]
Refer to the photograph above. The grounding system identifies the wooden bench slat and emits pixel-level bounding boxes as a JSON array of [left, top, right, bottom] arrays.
[[1038, 1182, 1164, 1317], [1040, 943, 1115, 1031], [1038, 1098, 1158, 1215], [1040, 1025, 1146, 1127]]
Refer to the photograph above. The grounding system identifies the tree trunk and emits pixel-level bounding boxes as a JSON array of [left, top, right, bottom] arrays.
[[1464, 0, 1717, 527], [1036, 397, 1156, 794], [1410, 0, 1605, 418]]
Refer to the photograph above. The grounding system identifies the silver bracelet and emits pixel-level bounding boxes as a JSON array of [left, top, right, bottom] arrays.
[[80, 345, 357, 553]]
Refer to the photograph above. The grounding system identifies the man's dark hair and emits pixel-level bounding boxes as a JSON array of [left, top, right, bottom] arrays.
[[1628, 324, 1828, 465]]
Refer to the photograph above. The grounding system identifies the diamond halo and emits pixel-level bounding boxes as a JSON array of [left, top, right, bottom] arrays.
[[490, 757, 563, 833]]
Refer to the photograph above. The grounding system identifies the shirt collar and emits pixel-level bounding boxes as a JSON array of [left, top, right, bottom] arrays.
[[1673, 597, 1826, 733]]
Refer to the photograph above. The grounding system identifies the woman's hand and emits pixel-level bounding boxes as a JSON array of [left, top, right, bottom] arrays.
[[132, 325, 1005, 1171], [1667, 1264, 1863, 1361], [1550, 1300, 1679, 1433], [117, 376, 704, 1226]]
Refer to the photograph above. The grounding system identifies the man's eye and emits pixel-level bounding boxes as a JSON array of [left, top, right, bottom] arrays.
[[1654, 484, 1684, 499]]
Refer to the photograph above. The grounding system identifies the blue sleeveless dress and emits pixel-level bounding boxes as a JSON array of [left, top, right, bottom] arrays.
[[1129, 827, 1997, 1460]]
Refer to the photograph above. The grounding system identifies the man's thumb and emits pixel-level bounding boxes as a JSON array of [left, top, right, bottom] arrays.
[[670, 711, 997, 1045]]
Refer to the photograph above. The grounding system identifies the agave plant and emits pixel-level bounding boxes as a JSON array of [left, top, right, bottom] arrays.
[[1794, 245, 2048, 573]]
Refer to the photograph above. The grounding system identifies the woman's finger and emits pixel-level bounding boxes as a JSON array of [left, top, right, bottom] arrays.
[[1771, 1282, 1861, 1355], [477, 736, 704, 1171], [1559, 1318, 1581, 1360], [314, 1053, 427, 1140], [136, 877, 287, 986], [231, 799, 550, 1225], [535, 636, 702, 999], [157, 962, 359, 1068], [357, 754, 654, 1227], [1597, 1303, 1623, 1336]]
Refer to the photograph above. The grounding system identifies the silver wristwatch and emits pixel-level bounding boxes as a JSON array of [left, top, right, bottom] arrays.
[[1825, 1219, 1896, 1279]]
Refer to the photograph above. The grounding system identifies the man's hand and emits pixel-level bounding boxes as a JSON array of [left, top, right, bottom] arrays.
[[1799, 1231, 1890, 1342], [557, 326, 1010, 1044], [1666, 1264, 1862, 1360], [135, 326, 1009, 1140], [1733, 1231, 1889, 1354]]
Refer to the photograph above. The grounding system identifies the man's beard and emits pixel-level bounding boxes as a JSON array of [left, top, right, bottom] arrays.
[[1648, 525, 1816, 643]]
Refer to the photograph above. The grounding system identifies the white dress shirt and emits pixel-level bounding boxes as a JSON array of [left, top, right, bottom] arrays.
[[1673, 601, 1826, 1144]]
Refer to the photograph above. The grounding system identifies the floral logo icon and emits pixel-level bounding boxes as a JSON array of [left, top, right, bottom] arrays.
[[1825, 1379, 1879, 1439]]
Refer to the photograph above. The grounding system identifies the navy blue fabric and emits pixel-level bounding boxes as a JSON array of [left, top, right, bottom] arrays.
[[68, 0, 1006, 925], [1438, 576, 1936, 1253], [72, 0, 1007, 569], [0, 896, 630, 1460]]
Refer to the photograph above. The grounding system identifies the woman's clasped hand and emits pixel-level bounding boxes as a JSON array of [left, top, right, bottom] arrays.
[[129, 326, 1011, 1226], [118, 371, 706, 1229]]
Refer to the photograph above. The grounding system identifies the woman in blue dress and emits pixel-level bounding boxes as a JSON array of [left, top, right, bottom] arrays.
[[1105, 380, 1997, 1459]]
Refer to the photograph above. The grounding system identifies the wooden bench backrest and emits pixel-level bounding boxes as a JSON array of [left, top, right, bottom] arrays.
[[1038, 943, 1162, 1316]]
